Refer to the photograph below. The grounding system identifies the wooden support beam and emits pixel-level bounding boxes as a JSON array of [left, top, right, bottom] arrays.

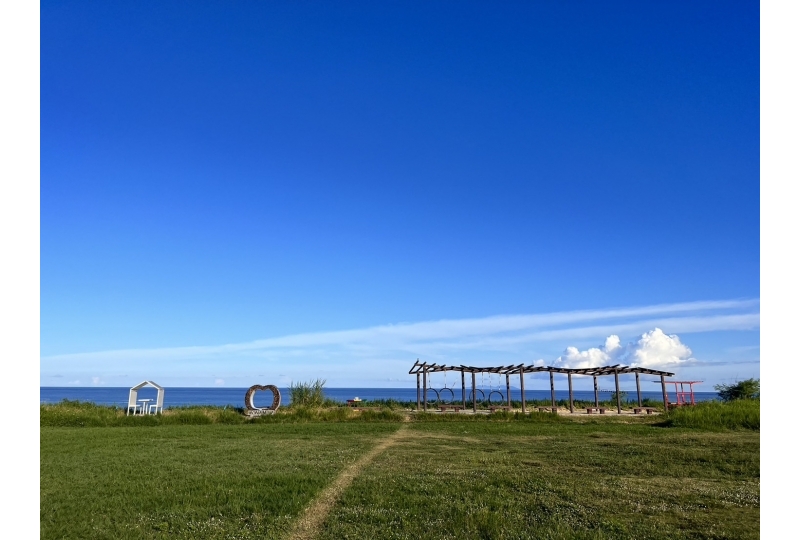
[[472, 372, 477, 412], [461, 370, 466, 409], [635, 372, 642, 407], [661, 375, 668, 412], [416, 372, 421, 410], [519, 369, 526, 413], [506, 374, 511, 407], [550, 371, 556, 408], [593, 375, 599, 407], [568, 373, 574, 413], [423, 368, 427, 412], [614, 370, 622, 414]]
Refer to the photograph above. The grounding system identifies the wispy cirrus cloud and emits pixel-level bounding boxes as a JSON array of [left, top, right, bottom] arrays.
[[41, 299, 759, 379]]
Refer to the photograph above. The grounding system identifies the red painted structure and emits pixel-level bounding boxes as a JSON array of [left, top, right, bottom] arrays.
[[656, 380, 703, 407]]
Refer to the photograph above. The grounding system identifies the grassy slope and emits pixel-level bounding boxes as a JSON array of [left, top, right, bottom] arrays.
[[41, 424, 399, 539], [321, 422, 759, 540], [41, 402, 759, 539]]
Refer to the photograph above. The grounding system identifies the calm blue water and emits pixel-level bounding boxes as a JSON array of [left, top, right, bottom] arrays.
[[40, 387, 721, 408]]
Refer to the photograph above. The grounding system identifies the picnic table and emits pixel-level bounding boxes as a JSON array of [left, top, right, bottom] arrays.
[[537, 407, 558, 413], [586, 407, 607, 414], [633, 407, 658, 414]]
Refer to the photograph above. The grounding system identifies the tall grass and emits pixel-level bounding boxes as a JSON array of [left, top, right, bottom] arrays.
[[40, 400, 247, 427], [42, 398, 759, 430], [354, 398, 416, 410], [40, 400, 404, 427], [288, 378, 332, 408], [663, 399, 759, 430]]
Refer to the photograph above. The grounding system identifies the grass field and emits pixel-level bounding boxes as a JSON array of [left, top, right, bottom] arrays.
[[41, 403, 759, 539], [321, 422, 759, 540]]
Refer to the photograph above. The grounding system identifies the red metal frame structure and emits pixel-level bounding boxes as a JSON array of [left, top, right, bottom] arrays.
[[656, 380, 702, 407]]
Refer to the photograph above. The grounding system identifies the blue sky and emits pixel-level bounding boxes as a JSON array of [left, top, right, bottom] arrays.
[[40, 1, 759, 389]]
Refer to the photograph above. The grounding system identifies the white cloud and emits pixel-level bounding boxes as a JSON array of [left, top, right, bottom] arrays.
[[214, 378, 225, 386], [40, 299, 757, 385], [554, 328, 693, 369], [42, 299, 758, 363], [91, 376, 103, 385]]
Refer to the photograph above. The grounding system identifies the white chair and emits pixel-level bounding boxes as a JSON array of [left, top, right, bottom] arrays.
[[126, 390, 142, 416], [148, 391, 164, 415]]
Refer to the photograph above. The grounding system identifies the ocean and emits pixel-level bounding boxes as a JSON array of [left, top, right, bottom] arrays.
[[40, 386, 721, 408]]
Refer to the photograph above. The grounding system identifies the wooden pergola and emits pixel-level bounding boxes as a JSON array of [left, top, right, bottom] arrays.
[[408, 359, 675, 414]]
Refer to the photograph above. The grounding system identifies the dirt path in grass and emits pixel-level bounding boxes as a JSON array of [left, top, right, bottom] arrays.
[[287, 424, 409, 540]]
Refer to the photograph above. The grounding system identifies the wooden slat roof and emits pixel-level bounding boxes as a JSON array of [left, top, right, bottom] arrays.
[[408, 359, 674, 377]]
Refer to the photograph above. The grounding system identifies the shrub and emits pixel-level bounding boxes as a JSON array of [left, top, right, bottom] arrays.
[[714, 378, 760, 401]]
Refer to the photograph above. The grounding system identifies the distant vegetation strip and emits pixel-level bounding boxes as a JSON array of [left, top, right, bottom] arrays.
[[40, 398, 759, 430], [39, 400, 405, 427]]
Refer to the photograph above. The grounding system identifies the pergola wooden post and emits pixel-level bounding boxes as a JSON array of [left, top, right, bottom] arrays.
[[519, 368, 526, 413], [661, 374, 669, 411], [614, 369, 622, 414], [593, 375, 599, 407], [422, 367, 428, 412], [635, 372, 642, 407], [461, 370, 466, 409], [416, 372, 421, 410], [506, 374, 511, 407], [568, 373, 574, 413], [550, 371, 556, 408], [471, 372, 477, 412]]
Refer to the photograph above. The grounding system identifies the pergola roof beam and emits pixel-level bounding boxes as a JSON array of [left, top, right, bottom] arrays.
[[410, 362, 674, 377]]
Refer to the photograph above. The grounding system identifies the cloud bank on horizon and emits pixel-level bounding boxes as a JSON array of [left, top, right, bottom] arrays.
[[40, 298, 759, 386], [553, 328, 693, 369]]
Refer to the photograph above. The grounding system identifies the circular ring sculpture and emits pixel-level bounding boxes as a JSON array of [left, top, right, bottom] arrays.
[[487, 390, 505, 404], [438, 387, 455, 403], [244, 384, 281, 417], [468, 389, 486, 402], [425, 388, 441, 404]]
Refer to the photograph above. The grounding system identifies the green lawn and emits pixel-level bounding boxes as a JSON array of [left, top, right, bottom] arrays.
[[322, 422, 759, 540], [41, 423, 399, 539], [41, 413, 759, 539]]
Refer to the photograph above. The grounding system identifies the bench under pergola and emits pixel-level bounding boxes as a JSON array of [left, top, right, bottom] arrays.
[[408, 360, 675, 414]]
